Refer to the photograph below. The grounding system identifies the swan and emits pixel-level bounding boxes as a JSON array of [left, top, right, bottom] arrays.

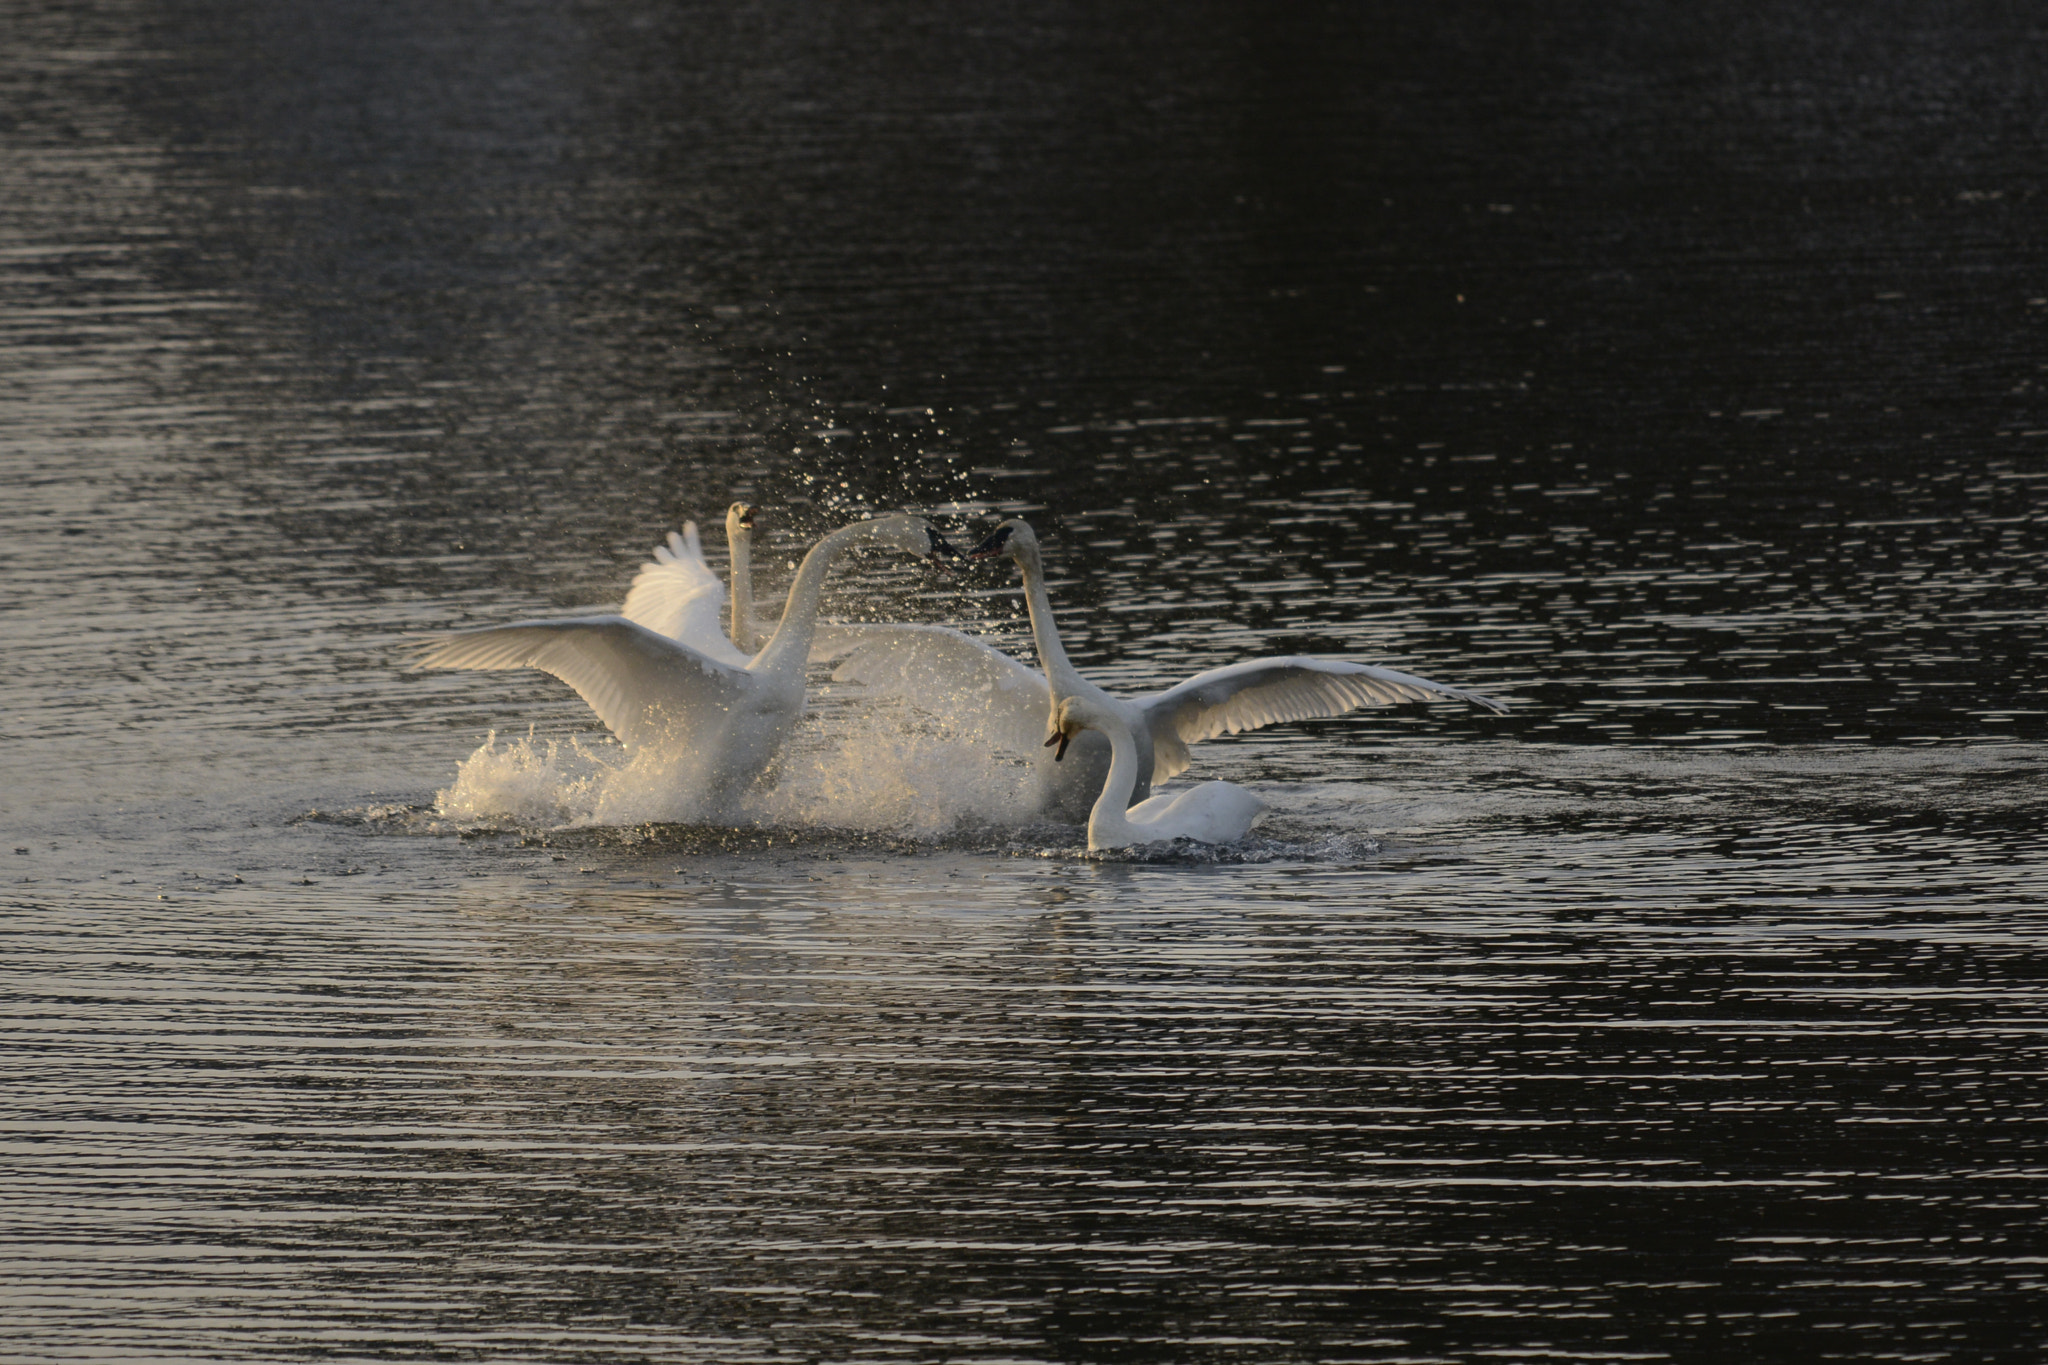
[[412, 514, 954, 815], [1050, 696, 1266, 850], [818, 518, 1507, 819]]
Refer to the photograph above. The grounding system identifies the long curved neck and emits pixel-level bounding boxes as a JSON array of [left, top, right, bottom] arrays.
[[1085, 720, 1142, 849], [1014, 539, 1088, 699], [749, 521, 868, 675], [728, 527, 755, 653]]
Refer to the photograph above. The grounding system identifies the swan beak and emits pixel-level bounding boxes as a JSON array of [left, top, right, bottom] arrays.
[[969, 526, 1013, 561], [736, 505, 756, 529], [1044, 730, 1071, 762], [925, 528, 960, 572]]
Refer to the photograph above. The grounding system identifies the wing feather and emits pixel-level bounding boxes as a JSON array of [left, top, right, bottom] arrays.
[[1138, 656, 1507, 773], [619, 524, 750, 666], [411, 616, 750, 750]]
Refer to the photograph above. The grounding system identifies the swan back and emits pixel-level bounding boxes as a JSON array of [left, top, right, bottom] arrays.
[[1054, 694, 1262, 849], [1126, 780, 1265, 846]]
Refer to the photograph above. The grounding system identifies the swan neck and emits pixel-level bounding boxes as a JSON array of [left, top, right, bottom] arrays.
[[750, 521, 864, 673], [1015, 540, 1082, 693], [729, 530, 754, 653], [1086, 720, 1141, 849]]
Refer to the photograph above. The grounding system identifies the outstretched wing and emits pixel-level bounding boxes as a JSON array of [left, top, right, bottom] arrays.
[[411, 615, 750, 750], [619, 524, 750, 667], [1137, 656, 1508, 781], [812, 622, 1054, 752]]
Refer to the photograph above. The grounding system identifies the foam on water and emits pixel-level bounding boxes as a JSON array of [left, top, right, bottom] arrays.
[[434, 700, 1049, 838], [426, 719, 1406, 868], [432, 728, 614, 827], [745, 699, 1046, 835]]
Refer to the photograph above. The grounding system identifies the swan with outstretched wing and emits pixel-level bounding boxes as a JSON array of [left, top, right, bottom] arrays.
[[412, 514, 954, 816], [815, 519, 1507, 819]]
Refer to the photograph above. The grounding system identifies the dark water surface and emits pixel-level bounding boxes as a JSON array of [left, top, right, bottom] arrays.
[[5, 1, 2047, 1360]]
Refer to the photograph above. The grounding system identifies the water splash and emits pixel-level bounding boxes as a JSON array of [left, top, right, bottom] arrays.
[[433, 728, 613, 828], [746, 698, 1046, 836], [433, 700, 1048, 838], [426, 720, 1395, 869]]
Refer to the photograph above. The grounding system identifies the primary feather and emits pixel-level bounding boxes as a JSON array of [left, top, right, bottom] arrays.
[[1139, 657, 1509, 781]]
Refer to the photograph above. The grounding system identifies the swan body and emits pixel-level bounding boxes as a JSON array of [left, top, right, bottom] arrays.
[[817, 518, 1507, 821], [1053, 696, 1265, 850], [413, 514, 952, 815]]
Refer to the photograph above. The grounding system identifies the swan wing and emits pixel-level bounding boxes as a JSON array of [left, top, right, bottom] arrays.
[[812, 623, 1054, 751], [411, 615, 751, 750], [1137, 656, 1508, 780], [619, 525, 751, 667]]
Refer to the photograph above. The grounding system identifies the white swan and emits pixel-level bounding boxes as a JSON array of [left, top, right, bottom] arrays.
[[1051, 696, 1265, 850], [412, 514, 954, 814], [818, 518, 1507, 819]]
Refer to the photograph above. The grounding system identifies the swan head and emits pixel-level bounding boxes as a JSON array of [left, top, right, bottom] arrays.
[[968, 518, 1037, 564], [860, 513, 957, 568], [1044, 694, 1116, 762], [726, 502, 756, 538]]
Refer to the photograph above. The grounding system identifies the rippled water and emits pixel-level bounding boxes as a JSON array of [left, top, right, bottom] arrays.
[[5, 2, 2047, 1360]]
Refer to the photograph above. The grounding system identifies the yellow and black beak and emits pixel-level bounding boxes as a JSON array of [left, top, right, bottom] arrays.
[[1043, 730, 1072, 762]]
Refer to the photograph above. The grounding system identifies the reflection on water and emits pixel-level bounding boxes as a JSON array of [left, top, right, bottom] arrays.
[[8, 744, 2048, 1361], [5, 0, 2048, 1360]]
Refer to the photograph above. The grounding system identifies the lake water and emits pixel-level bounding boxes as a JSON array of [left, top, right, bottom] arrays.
[[4, 2, 2046, 1360]]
